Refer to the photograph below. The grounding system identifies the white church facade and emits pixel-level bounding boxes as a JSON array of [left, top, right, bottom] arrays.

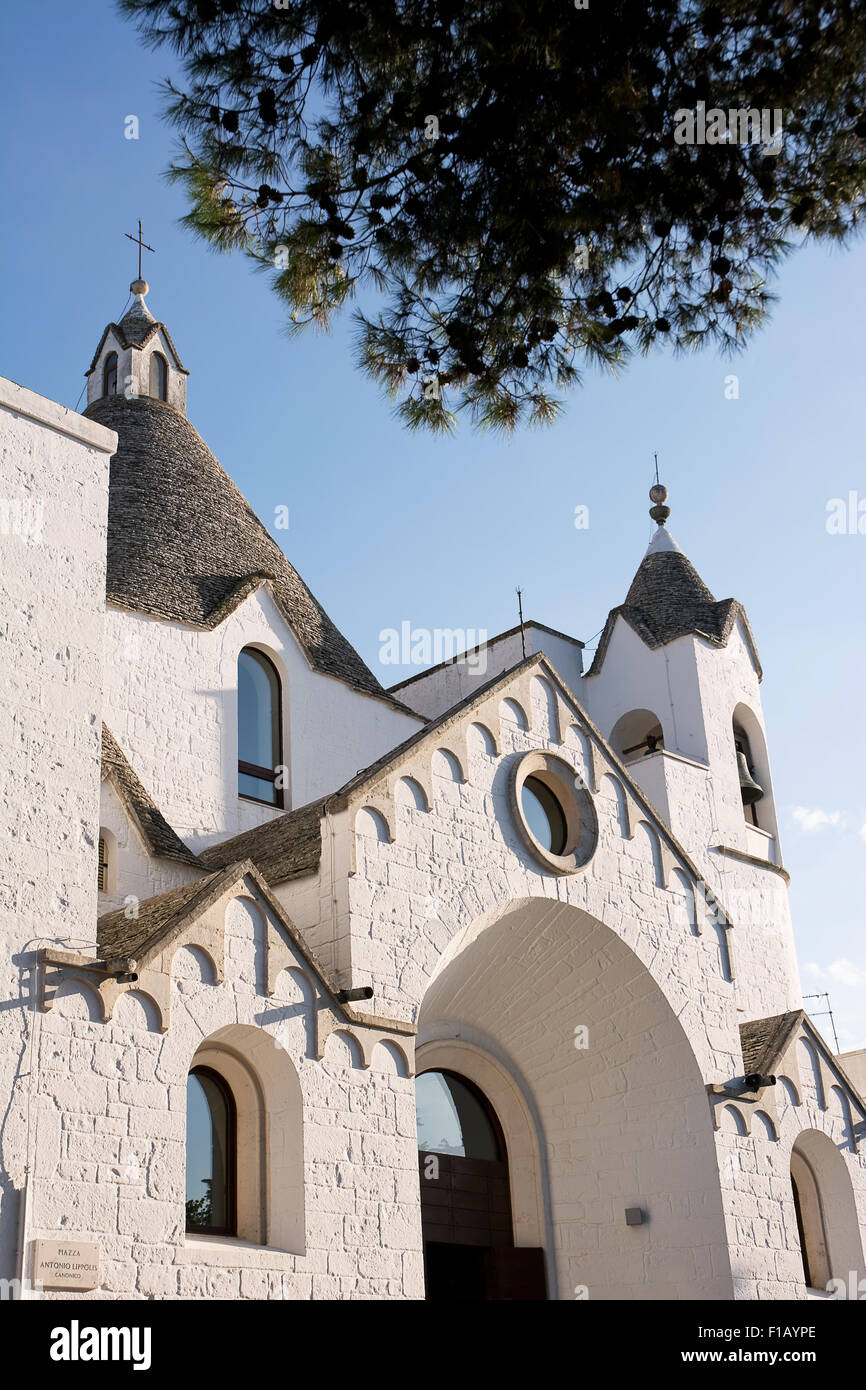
[[1, 280, 865, 1301]]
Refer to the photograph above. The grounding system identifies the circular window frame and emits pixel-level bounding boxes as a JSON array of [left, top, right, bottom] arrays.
[[509, 751, 598, 875]]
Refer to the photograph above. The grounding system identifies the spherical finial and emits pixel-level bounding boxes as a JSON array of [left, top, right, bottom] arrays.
[[130, 278, 149, 297], [649, 481, 670, 525]]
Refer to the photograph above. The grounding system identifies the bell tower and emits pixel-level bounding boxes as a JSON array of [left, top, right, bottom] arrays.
[[580, 481, 800, 1015], [581, 482, 780, 856], [85, 276, 189, 413]]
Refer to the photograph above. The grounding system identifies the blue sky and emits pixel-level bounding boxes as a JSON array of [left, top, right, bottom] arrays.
[[2, 0, 865, 1047]]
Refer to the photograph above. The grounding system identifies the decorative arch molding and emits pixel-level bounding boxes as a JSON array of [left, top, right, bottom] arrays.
[[829, 1085, 857, 1152], [599, 771, 633, 839], [370, 1038, 412, 1078], [466, 720, 498, 758], [49, 975, 107, 1023], [564, 723, 596, 792], [322, 1028, 366, 1070], [634, 820, 667, 889], [394, 775, 430, 812], [777, 1075, 801, 1107], [416, 1029, 556, 1296], [499, 697, 529, 735], [528, 675, 561, 743], [797, 1037, 827, 1111], [670, 868, 698, 936], [316, 1011, 416, 1072], [718, 1103, 749, 1136], [189, 1023, 305, 1253], [355, 802, 393, 844], [431, 747, 465, 784], [111, 988, 163, 1033], [752, 1109, 778, 1140]]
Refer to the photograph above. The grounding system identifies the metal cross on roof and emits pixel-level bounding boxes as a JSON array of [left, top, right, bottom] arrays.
[[124, 219, 156, 280]]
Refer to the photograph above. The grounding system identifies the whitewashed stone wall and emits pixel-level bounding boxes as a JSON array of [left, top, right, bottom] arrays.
[[0, 377, 116, 1288], [102, 587, 422, 850], [96, 778, 203, 918], [715, 1064, 866, 1299], [393, 622, 584, 721], [29, 885, 422, 1300], [275, 659, 866, 1298], [581, 613, 801, 1017]]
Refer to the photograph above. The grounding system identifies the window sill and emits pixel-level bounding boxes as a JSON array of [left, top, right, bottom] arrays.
[[179, 1234, 303, 1268]]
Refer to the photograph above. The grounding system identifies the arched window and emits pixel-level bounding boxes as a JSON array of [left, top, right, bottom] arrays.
[[521, 777, 567, 856], [789, 1129, 865, 1293], [149, 351, 167, 401], [238, 647, 284, 806], [185, 1066, 236, 1235], [416, 1069, 504, 1160], [102, 352, 118, 397]]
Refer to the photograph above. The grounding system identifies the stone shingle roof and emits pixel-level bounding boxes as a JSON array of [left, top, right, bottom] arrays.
[[586, 529, 762, 679], [198, 796, 327, 884], [740, 1010, 803, 1076], [94, 860, 417, 1034], [102, 724, 201, 867], [97, 873, 219, 962], [739, 1010, 866, 1113], [83, 393, 400, 703]]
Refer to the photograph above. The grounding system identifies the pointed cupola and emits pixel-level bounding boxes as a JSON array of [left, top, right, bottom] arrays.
[[580, 479, 780, 870], [84, 277, 189, 412], [587, 484, 761, 679], [82, 280, 391, 703]]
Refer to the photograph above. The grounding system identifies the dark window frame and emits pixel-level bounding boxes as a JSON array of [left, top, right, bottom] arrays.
[[790, 1172, 814, 1289], [237, 647, 285, 809], [417, 1068, 508, 1164], [103, 352, 118, 397], [521, 775, 568, 857], [185, 1065, 237, 1238], [97, 835, 109, 892], [150, 351, 168, 401]]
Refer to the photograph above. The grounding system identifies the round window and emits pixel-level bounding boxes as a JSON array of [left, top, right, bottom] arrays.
[[521, 776, 567, 855], [509, 750, 599, 874]]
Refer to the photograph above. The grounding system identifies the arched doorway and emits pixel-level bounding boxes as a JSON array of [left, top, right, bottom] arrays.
[[416, 1069, 546, 1300], [417, 898, 732, 1300]]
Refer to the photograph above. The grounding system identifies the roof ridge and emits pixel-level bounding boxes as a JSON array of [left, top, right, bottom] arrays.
[[101, 724, 202, 868]]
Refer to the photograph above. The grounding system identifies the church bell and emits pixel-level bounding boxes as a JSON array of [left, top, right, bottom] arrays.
[[736, 748, 764, 806]]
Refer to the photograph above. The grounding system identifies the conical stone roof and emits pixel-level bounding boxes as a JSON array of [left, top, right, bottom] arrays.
[[587, 517, 762, 679], [84, 392, 392, 701]]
